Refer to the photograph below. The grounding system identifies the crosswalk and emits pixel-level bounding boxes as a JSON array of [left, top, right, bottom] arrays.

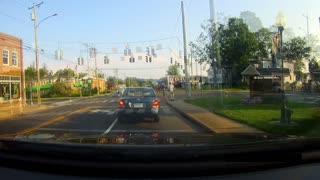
[[76, 99, 116, 104], [52, 99, 117, 106]]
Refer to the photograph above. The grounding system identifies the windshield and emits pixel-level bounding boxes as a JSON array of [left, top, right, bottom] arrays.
[[0, 0, 320, 148]]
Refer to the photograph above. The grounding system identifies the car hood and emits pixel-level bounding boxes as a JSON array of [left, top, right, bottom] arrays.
[[10, 132, 295, 145]]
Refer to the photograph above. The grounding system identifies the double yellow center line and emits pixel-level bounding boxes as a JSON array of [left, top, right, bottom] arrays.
[[0, 107, 90, 138]]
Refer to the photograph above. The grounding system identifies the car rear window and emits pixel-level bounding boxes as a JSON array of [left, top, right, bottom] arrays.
[[124, 88, 155, 97]]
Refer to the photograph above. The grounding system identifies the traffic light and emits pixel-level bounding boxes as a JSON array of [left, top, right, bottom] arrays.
[[151, 47, 156, 56], [129, 57, 135, 63], [170, 57, 173, 64], [146, 47, 150, 56], [104, 56, 108, 64], [149, 56, 152, 63], [145, 56, 148, 63], [77, 57, 80, 65]]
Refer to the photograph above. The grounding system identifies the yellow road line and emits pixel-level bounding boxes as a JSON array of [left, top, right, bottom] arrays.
[[16, 107, 90, 135]]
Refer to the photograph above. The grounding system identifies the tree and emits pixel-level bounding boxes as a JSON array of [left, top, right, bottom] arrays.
[[166, 65, 180, 76], [219, 17, 259, 85], [309, 57, 320, 72], [49, 82, 71, 97], [40, 63, 49, 78], [254, 28, 273, 62], [305, 34, 320, 58], [240, 11, 263, 32], [25, 64, 51, 84], [309, 58, 320, 81], [54, 68, 75, 81], [25, 65, 36, 83], [282, 37, 312, 73], [125, 77, 138, 87], [78, 72, 87, 79], [107, 76, 117, 90]]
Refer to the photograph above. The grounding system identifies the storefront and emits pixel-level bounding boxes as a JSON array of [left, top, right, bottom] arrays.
[[0, 75, 21, 102]]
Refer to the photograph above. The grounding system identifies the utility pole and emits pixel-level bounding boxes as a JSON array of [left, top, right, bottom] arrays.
[[93, 48, 100, 96], [181, 1, 191, 97], [29, 1, 43, 106], [302, 14, 310, 35]]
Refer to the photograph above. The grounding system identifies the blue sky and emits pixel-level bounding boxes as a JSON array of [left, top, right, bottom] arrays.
[[1, 0, 320, 77]]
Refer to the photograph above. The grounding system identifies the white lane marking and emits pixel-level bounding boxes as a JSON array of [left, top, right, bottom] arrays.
[[88, 109, 116, 115], [37, 128, 105, 133], [110, 100, 116, 103], [102, 100, 109, 103], [103, 118, 118, 134]]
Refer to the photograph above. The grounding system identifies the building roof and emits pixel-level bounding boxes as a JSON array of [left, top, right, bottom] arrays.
[[241, 65, 260, 76], [256, 68, 290, 76], [241, 65, 291, 77]]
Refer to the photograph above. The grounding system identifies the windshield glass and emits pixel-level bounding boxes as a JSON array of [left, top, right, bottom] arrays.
[[123, 88, 155, 97], [0, 0, 319, 147]]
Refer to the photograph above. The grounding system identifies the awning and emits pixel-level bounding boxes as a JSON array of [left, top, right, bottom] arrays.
[[25, 84, 53, 92]]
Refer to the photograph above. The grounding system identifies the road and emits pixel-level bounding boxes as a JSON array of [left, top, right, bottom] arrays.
[[0, 94, 208, 139]]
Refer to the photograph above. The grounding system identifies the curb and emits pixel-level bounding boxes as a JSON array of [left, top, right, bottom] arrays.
[[0, 105, 54, 121], [165, 99, 214, 133]]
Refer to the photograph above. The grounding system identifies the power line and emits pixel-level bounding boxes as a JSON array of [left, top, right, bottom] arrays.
[[0, 11, 26, 23]]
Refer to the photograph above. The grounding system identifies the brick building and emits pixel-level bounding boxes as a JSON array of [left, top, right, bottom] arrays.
[[0, 32, 24, 103]]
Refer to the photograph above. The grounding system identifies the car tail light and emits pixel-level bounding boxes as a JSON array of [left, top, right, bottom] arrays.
[[152, 133, 159, 137], [118, 100, 125, 107], [152, 100, 160, 108]]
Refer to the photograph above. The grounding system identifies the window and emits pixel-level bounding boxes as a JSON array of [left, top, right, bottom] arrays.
[[12, 52, 18, 66], [2, 49, 9, 65]]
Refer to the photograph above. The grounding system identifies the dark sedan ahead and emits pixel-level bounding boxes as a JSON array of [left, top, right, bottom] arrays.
[[117, 87, 160, 122]]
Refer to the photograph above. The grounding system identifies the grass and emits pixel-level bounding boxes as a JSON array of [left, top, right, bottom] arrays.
[[186, 95, 320, 137]]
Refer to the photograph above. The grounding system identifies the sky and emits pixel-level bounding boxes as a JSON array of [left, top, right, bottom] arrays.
[[1, 0, 320, 79]]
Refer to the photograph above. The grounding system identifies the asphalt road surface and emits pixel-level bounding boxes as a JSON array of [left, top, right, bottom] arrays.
[[0, 94, 208, 139]]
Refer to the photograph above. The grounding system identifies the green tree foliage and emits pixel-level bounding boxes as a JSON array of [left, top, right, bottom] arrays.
[[192, 17, 258, 86], [107, 76, 117, 90], [125, 77, 138, 87], [24, 64, 51, 84], [219, 17, 258, 85], [282, 37, 312, 72], [54, 68, 75, 81], [24, 65, 36, 83], [78, 72, 88, 79], [49, 82, 71, 97], [40, 63, 49, 78], [309, 58, 320, 81], [254, 28, 273, 62], [166, 65, 180, 76]]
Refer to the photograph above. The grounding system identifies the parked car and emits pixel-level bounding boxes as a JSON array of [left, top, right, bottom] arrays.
[[117, 87, 160, 122], [112, 88, 125, 97]]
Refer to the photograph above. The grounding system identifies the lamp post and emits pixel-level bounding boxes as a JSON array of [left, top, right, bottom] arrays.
[[31, 10, 57, 106], [276, 12, 287, 123]]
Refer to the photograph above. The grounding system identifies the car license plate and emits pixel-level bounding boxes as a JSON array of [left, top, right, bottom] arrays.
[[134, 103, 143, 108]]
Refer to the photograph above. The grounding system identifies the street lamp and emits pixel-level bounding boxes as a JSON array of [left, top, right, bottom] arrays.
[[32, 12, 57, 106], [276, 12, 288, 123]]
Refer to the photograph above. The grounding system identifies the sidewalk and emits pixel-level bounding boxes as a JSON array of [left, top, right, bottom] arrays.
[[0, 101, 53, 120], [165, 95, 264, 134]]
